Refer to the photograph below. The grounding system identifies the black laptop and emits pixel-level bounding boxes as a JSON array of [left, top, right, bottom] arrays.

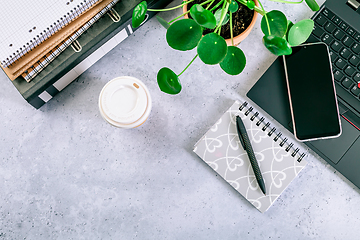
[[247, 0, 360, 188]]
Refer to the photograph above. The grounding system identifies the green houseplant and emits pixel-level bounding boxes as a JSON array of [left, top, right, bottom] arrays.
[[132, 0, 320, 94]]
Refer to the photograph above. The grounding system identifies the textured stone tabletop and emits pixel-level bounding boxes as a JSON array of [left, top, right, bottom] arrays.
[[1, 0, 360, 239]]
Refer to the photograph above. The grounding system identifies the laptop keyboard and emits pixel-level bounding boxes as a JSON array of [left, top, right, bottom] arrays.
[[311, 7, 360, 102]]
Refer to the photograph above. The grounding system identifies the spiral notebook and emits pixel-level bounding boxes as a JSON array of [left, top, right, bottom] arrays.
[[193, 100, 307, 213], [1, 0, 117, 82], [21, 0, 119, 82], [0, 0, 101, 68]]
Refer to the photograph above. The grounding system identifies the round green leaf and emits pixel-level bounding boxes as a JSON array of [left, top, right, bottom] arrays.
[[287, 19, 315, 46], [305, 0, 320, 11], [132, 1, 147, 28], [246, 0, 255, 10], [166, 19, 202, 51], [214, 9, 229, 26], [156, 16, 170, 29], [220, 46, 246, 75], [197, 33, 228, 65], [190, 4, 216, 29], [285, 20, 294, 41], [263, 35, 292, 56], [157, 67, 182, 94], [229, 1, 239, 13], [261, 10, 288, 38]]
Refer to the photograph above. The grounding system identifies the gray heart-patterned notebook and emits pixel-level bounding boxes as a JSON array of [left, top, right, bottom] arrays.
[[193, 100, 307, 213]]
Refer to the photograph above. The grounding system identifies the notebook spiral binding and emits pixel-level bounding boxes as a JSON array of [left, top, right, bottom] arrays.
[[2, 0, 100, 68], [239, 101, 306, 162]]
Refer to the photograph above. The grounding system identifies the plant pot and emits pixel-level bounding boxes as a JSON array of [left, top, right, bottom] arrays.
[[183, 0, 259, 46]]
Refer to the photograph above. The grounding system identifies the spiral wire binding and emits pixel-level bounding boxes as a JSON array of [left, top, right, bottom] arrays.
[[262, 122, 271, 131], [274, 132, 282, 141], [250, 112, 258, 121], [285, 143, 294, 152], [279, 138, 288, 147], [239, 102, 247, 110], [2, 0, 100, 68], [268, 127, 276, 136], [244, 106, 253, 116], [239, 101, 306, 162], [256, 117, 265, 126], [291, 148, 300, 157]]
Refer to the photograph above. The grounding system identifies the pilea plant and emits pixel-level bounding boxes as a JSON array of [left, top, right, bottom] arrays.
[[132, 0, 320, 94]]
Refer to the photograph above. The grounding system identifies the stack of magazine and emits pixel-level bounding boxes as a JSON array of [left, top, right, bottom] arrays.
[[0, 0, 172, 109]]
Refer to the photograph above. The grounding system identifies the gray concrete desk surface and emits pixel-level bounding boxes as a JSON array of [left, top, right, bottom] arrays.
[[1, 0, 359, 239]]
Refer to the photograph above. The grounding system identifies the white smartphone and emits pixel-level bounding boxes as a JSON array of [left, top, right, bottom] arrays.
[[282, 42, 342, 142]]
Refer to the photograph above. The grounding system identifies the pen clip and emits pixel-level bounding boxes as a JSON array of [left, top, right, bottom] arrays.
[[236, 116, 247, 151]]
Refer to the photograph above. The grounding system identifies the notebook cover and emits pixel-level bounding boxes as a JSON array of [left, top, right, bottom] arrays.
[[2, 0, 110, 80], [8, 0, 173, 109], [193, 100, 307, 213]]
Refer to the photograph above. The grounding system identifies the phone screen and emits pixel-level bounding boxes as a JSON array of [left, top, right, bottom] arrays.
[[283, 43, 341, 141]]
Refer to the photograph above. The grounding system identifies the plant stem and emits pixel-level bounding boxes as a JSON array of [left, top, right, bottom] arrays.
[[236, 0, 266, 16], [206, 0, 216, 10], [200, 0, 216, 6], [214, 1, 230, 34], [269, 0, 303, 3], [169, 12, 188, 24], [178, 54, 199, 77], [168, 0, 214, 24], [230, 12, 234, 46], [210, 0, 225, 11], [257, 0, 271, 35], [148, 0, 195, 12]]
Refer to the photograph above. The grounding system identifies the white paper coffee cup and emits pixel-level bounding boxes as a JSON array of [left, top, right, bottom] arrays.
[[99, 76, 152, 128]]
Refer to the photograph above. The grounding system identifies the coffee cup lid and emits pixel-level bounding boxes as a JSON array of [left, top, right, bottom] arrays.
[[99, 76, 151, 127]]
